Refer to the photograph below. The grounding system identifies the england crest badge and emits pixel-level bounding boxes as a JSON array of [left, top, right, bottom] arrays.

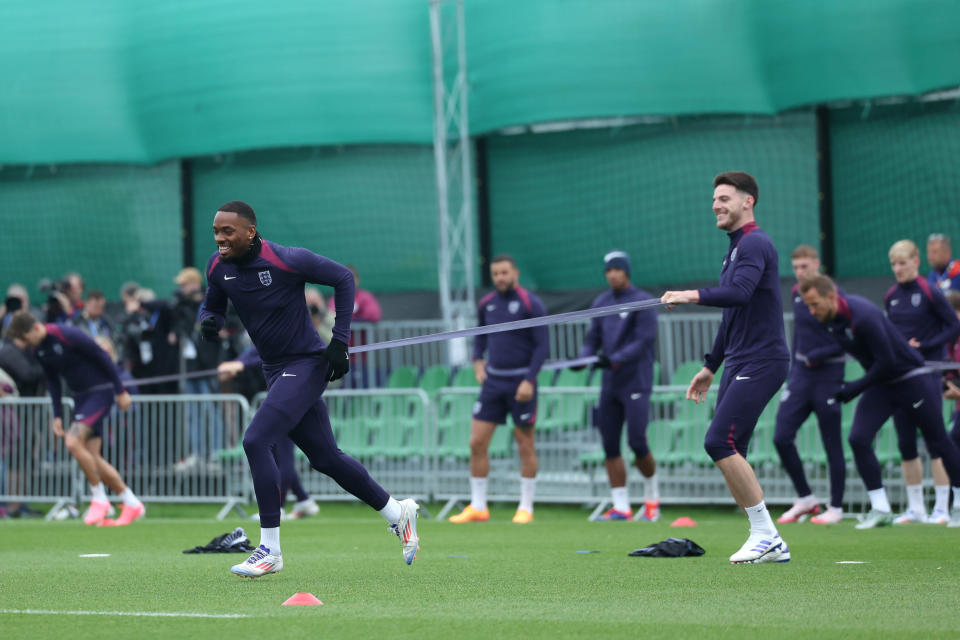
[[258, 270, 272, 286]]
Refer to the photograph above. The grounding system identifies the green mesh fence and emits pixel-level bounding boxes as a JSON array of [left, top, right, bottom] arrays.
[[831, 100, 960, 277], [0, 163, 183, 303], [486, 113, 820, 290], [191, 146, 439, 292]]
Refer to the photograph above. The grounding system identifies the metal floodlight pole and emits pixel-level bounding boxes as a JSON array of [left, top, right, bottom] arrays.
[[430, 0, 476, 339]]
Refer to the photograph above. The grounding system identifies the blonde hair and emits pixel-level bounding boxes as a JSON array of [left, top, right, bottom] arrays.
[[888, 239, 919, 261], [791, 244, 819, 260]]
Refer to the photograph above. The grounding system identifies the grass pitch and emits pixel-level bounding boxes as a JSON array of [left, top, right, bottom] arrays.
[[2, 503, 959, 639]]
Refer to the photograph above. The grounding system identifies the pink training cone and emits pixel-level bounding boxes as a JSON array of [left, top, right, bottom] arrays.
[[670, 517, 697, 527], [282, 593, 324, 606]]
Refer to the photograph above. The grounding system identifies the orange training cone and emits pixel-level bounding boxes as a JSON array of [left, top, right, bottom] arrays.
[[670, 517, 697, 527], [282, 593, 324, 606]]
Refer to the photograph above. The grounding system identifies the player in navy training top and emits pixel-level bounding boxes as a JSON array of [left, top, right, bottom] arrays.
[[218, 346, 320, 521], [5, 311, 144, 526], [578, 251, 660, 522], [197, 201, 419, 577], [773, 245, 847, 526], [800, 275, 960, 529], [448, 254, 548, 525], [662, 172, 791, 564], [885, 240, 960, 524], [927, 234, 960, 294]]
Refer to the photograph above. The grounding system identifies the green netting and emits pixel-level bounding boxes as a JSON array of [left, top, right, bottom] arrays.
[[486, 113, 819, 290], [467, 0, 960, 135], [831, 100, 960, 277], [191, 146, 439, 292], [2, 1, 958, 164], [0, 163, 182, 302]]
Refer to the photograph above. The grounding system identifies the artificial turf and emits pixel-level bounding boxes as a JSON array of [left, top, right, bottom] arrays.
[[2, 502, 959, 639]]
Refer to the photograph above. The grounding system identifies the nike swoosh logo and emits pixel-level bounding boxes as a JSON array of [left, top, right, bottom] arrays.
[[913, 400, 924, 408], [282, 373, 296, 377], [519, 413, 531, 420], [735, 375, 751, 381], [826, 398, 836, 406], [630, 393, 642, 400], [224, 275, 237, 280]]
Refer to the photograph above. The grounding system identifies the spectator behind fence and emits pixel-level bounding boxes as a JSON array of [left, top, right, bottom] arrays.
[[332, 266, 381, 388], [171, 267, 224, 471], [119, 288, 178, 394], [0, 334, 45, 514], [0, 360, 26, 519], [927, 234, 960, 294], [0, 327, 45, 398], [71, 289, 114, 339], [64, 272, 85, 315]]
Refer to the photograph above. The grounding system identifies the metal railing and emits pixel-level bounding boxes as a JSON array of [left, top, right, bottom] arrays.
[[0, 381, 915, 518]]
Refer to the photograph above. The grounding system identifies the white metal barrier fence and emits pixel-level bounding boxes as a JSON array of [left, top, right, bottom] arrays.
[[0, 395, 252, 518], [1, 384, 917, 517], [0, 397, 74, 507]]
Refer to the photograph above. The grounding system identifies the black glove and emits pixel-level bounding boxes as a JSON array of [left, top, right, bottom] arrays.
[[832, 384, 858, 404], [593, 354, 612, 369], [321, 339, 350, 382], [199, 316, 219, 342]]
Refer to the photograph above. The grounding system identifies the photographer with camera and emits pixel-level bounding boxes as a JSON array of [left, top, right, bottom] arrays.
[[37, 272, 85, 324], [0, 284, 36, 332], [118, 287, 178, 395]]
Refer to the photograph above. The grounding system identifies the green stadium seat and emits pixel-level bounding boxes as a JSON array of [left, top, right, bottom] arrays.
[[669, 360, 704, 387], [419, 364, 451, 397], [386, 365, 418, 388], [452, 365, 480, 387]]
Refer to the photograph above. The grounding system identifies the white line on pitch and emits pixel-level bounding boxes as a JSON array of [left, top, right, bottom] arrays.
[[0, 609, 249, 619]]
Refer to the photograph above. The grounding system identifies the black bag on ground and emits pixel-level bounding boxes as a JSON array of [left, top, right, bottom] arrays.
[[629, 537, 705, 558], [183, 527, 256, 554]]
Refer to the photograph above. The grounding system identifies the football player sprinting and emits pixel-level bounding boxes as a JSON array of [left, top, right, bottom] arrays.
[[198, 201, 418, 577]]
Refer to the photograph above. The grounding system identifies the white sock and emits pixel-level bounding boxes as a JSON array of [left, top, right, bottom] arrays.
[[644, 473, 659, 502], [905, 484, 925, 514], [825, 506, 843, 517], [797, 493, 816, 505], [120, 488, 139, 507], [90, 482, 107, 503], [378, 497, 402, 525], [934, 485, 949, 513], [469, 477, 488, 512], [744, 502, 777, 536], [868, 488, 891, 513], [259, 527, 281, 555], [611, 486, 630, 513], [518, 477, 536, 513], [953, 487, 960, 510]]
